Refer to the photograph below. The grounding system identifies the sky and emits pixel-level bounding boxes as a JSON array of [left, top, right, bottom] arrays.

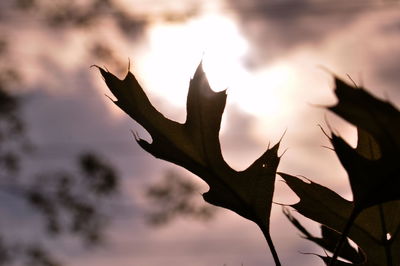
[[2, 0, 400, 265]]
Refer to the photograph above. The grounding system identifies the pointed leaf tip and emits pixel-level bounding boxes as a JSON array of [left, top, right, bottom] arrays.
[[328, 77, 400, 210], [98, 62, 282, 264]]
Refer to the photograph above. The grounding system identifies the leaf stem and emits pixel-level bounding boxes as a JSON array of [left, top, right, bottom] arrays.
[[258, 223, 281, 266], [329, 208, 359, 266], [378, 204, 393, 266]]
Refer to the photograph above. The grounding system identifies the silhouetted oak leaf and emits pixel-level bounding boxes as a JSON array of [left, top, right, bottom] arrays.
[[283, 208, 363, 264], [97, 63, 281, 261], [330, 78, 400, 151], [325, 78, 400, 265], [329, 78, 400, 211], [281, 173, 400, 266]]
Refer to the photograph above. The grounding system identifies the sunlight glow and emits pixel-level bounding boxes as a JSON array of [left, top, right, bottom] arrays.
[[139, 14, 248, 106], [229, 63, 296, 117], [136, 13, 293, 122]]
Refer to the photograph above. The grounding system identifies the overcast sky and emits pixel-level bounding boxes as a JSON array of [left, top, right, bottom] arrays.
[[2, 0, 400, 265]]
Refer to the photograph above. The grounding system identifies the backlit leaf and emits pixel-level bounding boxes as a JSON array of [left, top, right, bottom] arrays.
[[329, 78, 400, 211], [97, 62, 282, 264], [282, 78, 400, 265], [280, 174, 400, 265]]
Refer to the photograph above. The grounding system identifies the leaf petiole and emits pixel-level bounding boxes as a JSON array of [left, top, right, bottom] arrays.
[[258, 222, 281, 266], [329, 208, 360, 266]]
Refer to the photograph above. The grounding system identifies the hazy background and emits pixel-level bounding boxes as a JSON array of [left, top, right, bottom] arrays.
[[1, 0, 400, 265]]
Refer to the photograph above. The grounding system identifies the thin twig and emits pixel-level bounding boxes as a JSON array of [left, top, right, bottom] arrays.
[[329, 208, 359, 266]]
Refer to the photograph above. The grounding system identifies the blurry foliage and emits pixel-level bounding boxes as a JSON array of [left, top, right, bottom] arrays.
[[0, 2, 125, 264], [0, 84, 119, 265], [0, 238, 60, 266], [26, 152, 119, 243], [6, 0, 147, 35], [0, 0, 154, 91], [99, 62, 400, 266], [0, 0, 199, 76], [145, 170, 217, 226], [0, 68, 29, 181]]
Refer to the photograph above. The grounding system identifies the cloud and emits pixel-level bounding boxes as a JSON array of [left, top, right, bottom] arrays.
[[225, 0, 383, 68]]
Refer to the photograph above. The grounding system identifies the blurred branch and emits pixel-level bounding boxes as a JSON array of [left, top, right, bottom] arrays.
[[0, 77, 120, 264], [145, 170, 218, 226]]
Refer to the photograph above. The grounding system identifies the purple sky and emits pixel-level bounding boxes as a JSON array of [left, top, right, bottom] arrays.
[[2, 0, 400, 265]]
